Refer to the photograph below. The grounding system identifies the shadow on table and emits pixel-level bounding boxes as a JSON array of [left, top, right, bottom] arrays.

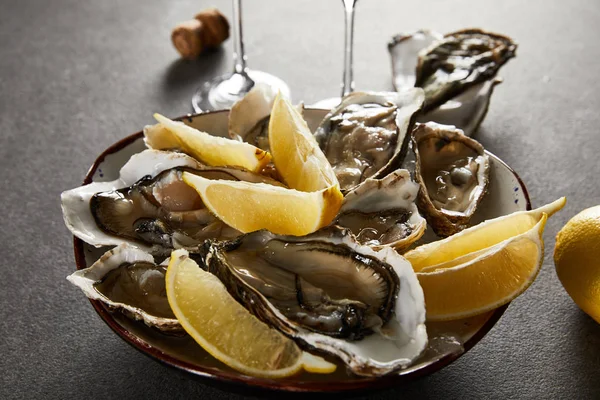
[[161, 47, 227, 92]]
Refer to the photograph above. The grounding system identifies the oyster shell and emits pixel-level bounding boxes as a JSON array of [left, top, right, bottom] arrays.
[[389, 30, 444, 91], [314, 89, 425, 192], [61, 149, 281, 253], [333, 169, 426, 251], [67, 244, 182, 333], [89, 167, 242, 250], [227, 83, 304, 151], [422, 78, 502, 137], [388, 29, 516, 136], [228, 83, 277, 150], [415, 29, 517, 113], [62, 150, 201, 252], [201, 226, 427, 376], [412, 122, 490, 236]]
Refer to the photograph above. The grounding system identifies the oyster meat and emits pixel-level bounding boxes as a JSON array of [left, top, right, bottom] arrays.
[[412, 122, 490, 236], [333, 169, 426, 251], [67, 244, 182, 333], [201, 226, 427, 376], [314, 90, 424, 192]]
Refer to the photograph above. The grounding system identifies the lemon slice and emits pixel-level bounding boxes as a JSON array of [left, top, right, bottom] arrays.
[[166, 250, 336, 378], [268, 94, 339, 192], [146, 114, 272, 173], [182, 172, 343, 236], [554, 205, 600, 323], [404, 198, 566, 320]]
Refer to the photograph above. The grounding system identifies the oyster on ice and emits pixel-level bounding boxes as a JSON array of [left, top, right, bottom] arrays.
[[67, 244, 182, 333], [412, 122, 490, 237], [333, 169, 426, 251], [314, 89, 424, 192], [201, 226, 427, 376], [61, 149, 282, 253]]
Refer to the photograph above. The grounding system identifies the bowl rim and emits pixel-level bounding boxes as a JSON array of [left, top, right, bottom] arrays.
[[72, 109, 531, 394]]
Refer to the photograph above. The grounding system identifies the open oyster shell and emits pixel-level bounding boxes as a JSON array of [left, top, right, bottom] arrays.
[[201, 226, 427, 376], [67, 244, 182, 333], [333, 169, 426, 251], [228, 83, 277, 149], [227, 83, 303, 152], [412, 122, 490, 237], [62, 150, 202, 253], [388, 29, 517, 136], [314, 89, 424, 193], [61, 149, 281, 253]]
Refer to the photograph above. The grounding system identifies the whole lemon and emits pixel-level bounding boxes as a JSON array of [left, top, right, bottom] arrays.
[[554, 205, 600, 323]]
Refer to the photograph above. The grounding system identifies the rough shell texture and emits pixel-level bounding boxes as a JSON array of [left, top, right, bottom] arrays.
[[412, 122, 490, 237], [415, 28, 517, 113], [388, 29, 515, 136]]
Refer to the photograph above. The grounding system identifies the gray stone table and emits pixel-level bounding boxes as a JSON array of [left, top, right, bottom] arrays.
[[1, 0, 599, 398]]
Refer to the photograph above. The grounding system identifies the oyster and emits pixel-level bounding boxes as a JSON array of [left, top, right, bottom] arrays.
[[388, 29, 516, 136], [228, 83, 277, 150], [415, 29, 517, 113], [389, 30, 444, 91], [333, 169, 426, 251], [201, 226, 427, 376], [89, 167, 242, 249], [61, 149, 281, 253], [67, 244, 182, 333], [412, 122, 490, 236], [314, 89, 425, 192], [227, 84, 305, 153]]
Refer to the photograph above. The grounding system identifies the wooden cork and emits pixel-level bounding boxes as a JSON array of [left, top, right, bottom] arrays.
[[171, 8, 230, 60]]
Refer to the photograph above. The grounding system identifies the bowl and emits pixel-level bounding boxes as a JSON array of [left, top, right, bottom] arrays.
[[72, 108, 530, 394]]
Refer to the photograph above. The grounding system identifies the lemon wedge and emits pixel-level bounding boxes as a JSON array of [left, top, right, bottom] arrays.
[[268, 94, 339, 192], [404, 198, 566, 320], [146, 113, 272, 173], [182, 172, 343, 236], [165, 249, 336, 378]]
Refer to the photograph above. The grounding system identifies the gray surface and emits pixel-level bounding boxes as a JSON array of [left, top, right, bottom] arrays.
[[1, 0, 599, 398]]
